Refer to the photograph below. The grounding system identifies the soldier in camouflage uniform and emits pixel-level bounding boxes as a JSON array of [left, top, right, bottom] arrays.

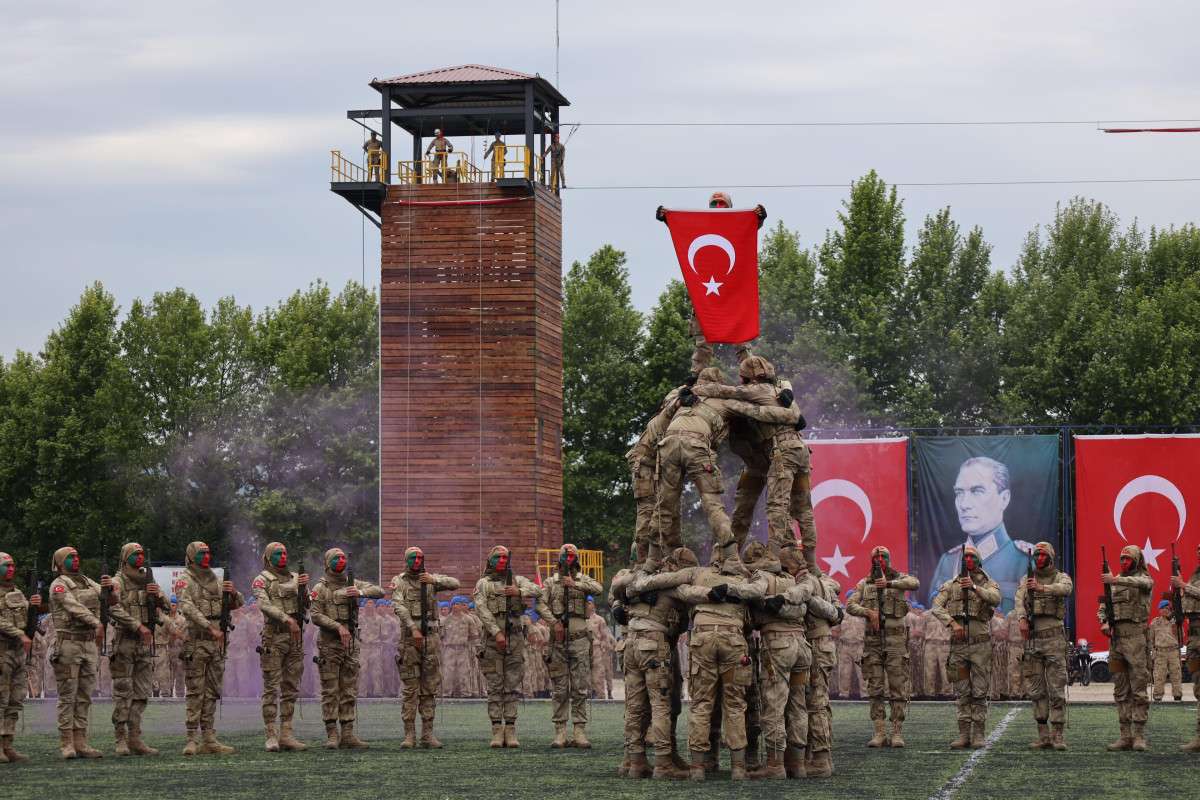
[[442, 597, 473, 697], [803, 561, 842, 778], [47, 546, 106, 759], [1149, 601, 1183, 702], [626, 386, 682, 564], [538, 543, 604, 748], [1098, 543, 1154, 751], [923, 605, 951, 698], [1171, 542, 1200, 751], [1014, 541, 1072, 750], [588, 599, 614, 698], [107, 542, 170, 756], [1005, 608, 1024, 698], [989, 609, 1009, 699], [310, 547, 384, 749], [846, 545, 920, 748], [0, 551, 42, 763], [251, 541, 309, 753], [391, 545, 460, 749], [473, 545, 541, 748], [930, 545, 1001, 749], [836, 611, 864, 699]]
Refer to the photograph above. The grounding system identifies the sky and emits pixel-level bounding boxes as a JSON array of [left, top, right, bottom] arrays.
[[2, 0, 1198, 359]]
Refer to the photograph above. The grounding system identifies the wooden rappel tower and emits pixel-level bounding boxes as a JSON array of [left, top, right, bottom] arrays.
[[331, 65, 567, 587]]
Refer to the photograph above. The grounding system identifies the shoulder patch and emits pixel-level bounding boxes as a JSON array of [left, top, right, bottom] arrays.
[[310, 590, 318, 600], [252, 578, 265, 590], [53, 584, 65, 593]]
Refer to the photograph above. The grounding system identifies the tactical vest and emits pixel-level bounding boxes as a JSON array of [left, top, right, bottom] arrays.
[[859, 577, 909, 620], [752, 571, 803, 631], [315, 580, 352, 623], [50, 574, 101, 634], [395, 574, 438, 630], [1184, 574, 1200, 616], [547, 576, 588, 618], [627, 589, 674, 633], [482, 576, 525, 617], [258, 570, 301, 616], [183, 574, 223, 619], [1110, 578, 1150, 624], [114, 572, 154, 624], [671, 400, 725, 441], [805, 575, 838, 639], [689, 570, 748, 626], [941, 574, 996, 622], [1, 586, 29, 635], [1029, 570, 1067, 619]]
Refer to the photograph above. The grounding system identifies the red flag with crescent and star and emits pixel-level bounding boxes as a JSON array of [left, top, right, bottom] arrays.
[[1074, 434, 1200, 647], [662, 209, 760, 343], [805, 438, 910, 593]]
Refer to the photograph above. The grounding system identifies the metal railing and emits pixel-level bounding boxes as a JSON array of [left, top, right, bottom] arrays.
[[536, 548, 604, 586], [332, 144, 544, 185], [330, 149, 388, 183]]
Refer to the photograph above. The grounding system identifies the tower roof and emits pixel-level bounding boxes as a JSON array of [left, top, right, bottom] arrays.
[[370, 64, 569, 109]]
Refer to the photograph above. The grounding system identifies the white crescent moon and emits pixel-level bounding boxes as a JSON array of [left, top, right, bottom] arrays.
[[1112, 474, 1187, 542], [812, 478, 873, 543], [687, 234, 736, 276]]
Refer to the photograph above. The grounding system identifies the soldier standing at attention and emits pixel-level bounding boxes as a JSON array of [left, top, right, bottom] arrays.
[[836, 608, 864, 699], [0, 552, 42, 763], [107, 542, 170, 756], [930, 545, 1001, 749], [424, 129, 453, 182], [483, 133, 506, 180], [473, 545, 541, 748], [1149, 600, 1183, 702], [252, 541, 309, 753], [626, 385, 683, 565], [47, 546, 106, 759], [441, 597, 472, 697], [587, 599, 615, 699], [363, 131, 385, 181], [391, 546, 460, 749], [176, 541, 243, 755], [1170, 542, 1200, 751], [1014, 541, 1072, 750], [543, 132, 566, 192], [1005, 607, 1024, 698], [905, 603, 926, 697], [846, 546, 919, 748], [803, 560, 842, 778], [310, 548, 384, 749], [923, 602, 951, 698], [538, 544, 604, 748], [1098, 544, 1154, 751], [989, 608, 1009, 700]]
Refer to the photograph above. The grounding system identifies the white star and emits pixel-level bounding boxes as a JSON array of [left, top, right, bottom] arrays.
[[702, 276, 723, 296], [822, 544, 855, 579], [1142, 537, 1165, 571]]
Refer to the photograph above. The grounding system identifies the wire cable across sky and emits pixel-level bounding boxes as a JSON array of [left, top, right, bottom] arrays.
[[566, 177, 1200, 191], [561, 118, 1200, 128]]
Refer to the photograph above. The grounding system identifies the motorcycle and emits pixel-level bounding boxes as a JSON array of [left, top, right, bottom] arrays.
[[1067, 639, 1092, 686]]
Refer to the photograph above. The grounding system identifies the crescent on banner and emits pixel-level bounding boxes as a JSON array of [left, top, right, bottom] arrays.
[[686, 234, 736, 276], [1112, 474, 1187, 541], [812, 478, 873, 543]]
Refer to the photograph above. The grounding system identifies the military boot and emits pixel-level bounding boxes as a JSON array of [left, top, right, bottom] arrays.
[[1179, 732, 1200, 752], [867, 719, 888, 747], [689, 750, 707, 782], [783, 745, 807, 778], [970, 721, 986, 749], [889, 720, 906, 748], [200, 729, 236, 755], [489, 722, 504, 748], [950, 720, 971, 749], [748, 748, 786, 780], [114, 724, 131, 756], [1029, 723, 1051, 749], [1107, 723, 1133, 751], [808, 748, 833, 778], [128, 724, 159, 756], [278, 721, 307, 751], [420, 719, 443, 749], [617, 755, 629, 777], [503, 720, 520, 748], [670, 747, 689, 772], [264, 722, 280, 752], [181, 729, 199, 757], [2, 735, 29, 763], [400, 721, 417, 749], [340, 721, 369, 749], [573, 723, 591, 749], [551, 722, 568, 748], [652, 752, 688, 780], [59, 730, 76, 759], [323, 722, 340, 750], [630, 752, 655, 779], [73, 730, 103, 758], [745, 734, 760, 771], [1051, 723, 1068, 751], [729, 748, 748, 781], [803, 546, 818, 574], [1131, 723, 1148, 751]]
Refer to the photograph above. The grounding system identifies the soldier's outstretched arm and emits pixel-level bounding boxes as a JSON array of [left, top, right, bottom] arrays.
[[309, 586, 339, 632], [390, 577, 417, 632], [355, 579, 385, 600], [730, 573, 768, 602], [845, 583, 870, 618], [725, 398, 801, 426], [805, 593, 841, 623], [1182, 581, 1200, 599], [434, 574, 462, 593], [673, 583, 713, 606], [516, 575, 541, 598], [577, 573, 604, 595], [928, 583, 954, 627], [977, 579, 1002, 607], [692, 382, 773, 403], [472, 579, 501, 638], [630, 566, 697, 595], [889, 573, 920, 592], [1113, 574, 1155, 590], [52, 579, 101, 628], [1042, 573, 1074, 597], [609, 571, 635, 604]]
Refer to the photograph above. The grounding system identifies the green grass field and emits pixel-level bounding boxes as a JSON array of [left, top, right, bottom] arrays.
[[5, 699, 1197, 800]]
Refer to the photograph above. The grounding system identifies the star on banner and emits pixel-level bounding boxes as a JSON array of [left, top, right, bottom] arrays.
[[702, 276, 723, 296], [822, 544, 854, 579], [1141, 537, 1165, 571]]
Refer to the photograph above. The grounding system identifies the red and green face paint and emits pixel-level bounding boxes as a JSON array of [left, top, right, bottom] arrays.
[[64, 551, 81, 573], [127, 550, 145, 569], [406, 550, 423, 572], [964, 553, 978, 572], [492, 552, 509, 573], [1119, 555, 1134, 574], [0, 557, 14, 582], [194, 548, 211, 569], [270, 547, 288, 569], [329, 552, 347, 574], [1035, 551, 1051, 569], [872, 552, 889, 570]]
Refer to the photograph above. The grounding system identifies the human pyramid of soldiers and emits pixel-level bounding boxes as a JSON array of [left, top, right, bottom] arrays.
[[2, 198, 1200, 776]]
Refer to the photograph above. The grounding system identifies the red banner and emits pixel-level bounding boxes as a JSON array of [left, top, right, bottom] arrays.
[[807, 438, 910, 598], [662, 209, 760, 343], [1074, 435, 1200, 648]]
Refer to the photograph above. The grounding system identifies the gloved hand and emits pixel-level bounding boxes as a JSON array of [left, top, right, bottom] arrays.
[[777, 388, 794, 407], [655, 205, 667, 223], [707, 583, 729, 603], [685, 372, 699, 387], [764, 595, 786, 614], [679, 387, 698, 407], [754, 204, 768, 228], [795, 413, 807, 431], [835, 606, 845, 625], [612, 604, 629, 625]]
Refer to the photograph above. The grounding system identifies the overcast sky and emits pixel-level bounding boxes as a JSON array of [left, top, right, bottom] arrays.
[[2, 1, 1198, 359]]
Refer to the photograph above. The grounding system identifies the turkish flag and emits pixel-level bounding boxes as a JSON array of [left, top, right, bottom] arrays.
[[662, 209, 760, 343], [806, 438, 910, 596], [1074, 435, 1200, 647]]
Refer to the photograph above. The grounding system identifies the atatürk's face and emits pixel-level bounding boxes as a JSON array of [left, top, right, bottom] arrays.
[[954, 463, 1010, 536]]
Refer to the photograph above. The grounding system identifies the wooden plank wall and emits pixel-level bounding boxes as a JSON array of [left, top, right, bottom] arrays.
[[379, 183, 563, 591]]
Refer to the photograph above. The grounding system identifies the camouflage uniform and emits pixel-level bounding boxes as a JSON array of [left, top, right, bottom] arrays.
[[251, 542, 309, 752], [906, 608, 925, 697], [390, 547, 460, 748], [588, 609, 614, 698], [923, 609, 951, 698], [47, 546, 103, 759], [107, 542, 170, 755], [522, 613, 548, 697], [626, 389, 681, 563], [989, 610, 1009, 699], [1096, 544, 1154, 751], [1149, 612, 1183, 701], [0, 552, 37, 763], [465, 610, 485, 698], [836, 613, 864, 699], [1179, 559, 1200, 751], [152, 613, 170, 696], [28, 624, 47, 700], [803, 567, 842, 778], [473, 545, 540, 747], [442, 601, 474, 697], [929, 547, 1002, 748], [310, 548, 384, 749], [538, 547, 604, 747], [846, 549, 919, 747], [1005, 609, 1024, 698], [1014, 541, 1072, 749]]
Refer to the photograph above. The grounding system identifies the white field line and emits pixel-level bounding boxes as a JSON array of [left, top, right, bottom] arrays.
[[928, 707, 1023, 800]]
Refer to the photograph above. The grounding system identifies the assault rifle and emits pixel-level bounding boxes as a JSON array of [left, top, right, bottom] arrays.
[[145, 547, 158, 657], [560, 563, 573, 679], [24, 566, 41, 665], [219, 563, 235, 655], [501, 561, 514, 728], [294, 559, 310, 632], [347, 559, 359, 640], [1171, 543, 1186, 647], [958, 546, 971, 681], [100, 547, 113, 656], [1101, 546, 1119, 651], [870, 559, 887, 653], [1023, 551, 1035, 653], [418, 561, 429, 684]]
